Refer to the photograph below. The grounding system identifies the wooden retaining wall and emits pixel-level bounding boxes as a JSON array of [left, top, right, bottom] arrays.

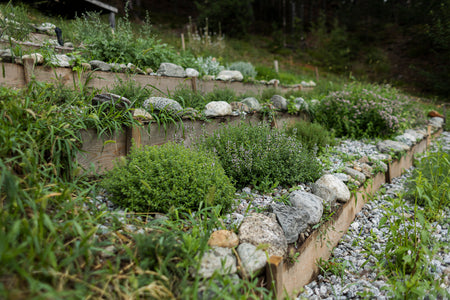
[[76, 111, 308, 174], [0, 62, 310, 96], [267, 127, 443, 299]]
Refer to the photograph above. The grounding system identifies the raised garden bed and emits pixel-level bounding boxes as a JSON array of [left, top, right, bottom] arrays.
[[266, 126, 443, 299]]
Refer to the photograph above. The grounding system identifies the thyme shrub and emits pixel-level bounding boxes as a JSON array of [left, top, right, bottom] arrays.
[[101, 143, 235, 214], [197, 123, 323, 191]]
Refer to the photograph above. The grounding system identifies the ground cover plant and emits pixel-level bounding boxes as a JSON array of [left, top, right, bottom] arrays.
[[196, 122, 323, 191], [285, 120, 337, 153], [313, 83, 427, 139], [101, 143, 236, 214]]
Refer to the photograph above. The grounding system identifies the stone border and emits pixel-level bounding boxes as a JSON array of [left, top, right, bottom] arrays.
[[266, 126, 443, 299]]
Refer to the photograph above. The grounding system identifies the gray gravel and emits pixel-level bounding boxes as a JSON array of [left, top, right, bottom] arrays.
[[297, 131, 450, 299]]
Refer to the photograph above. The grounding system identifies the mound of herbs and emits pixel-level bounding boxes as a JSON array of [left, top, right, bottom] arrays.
[[101, 143, 236, 214], [197, 123, 323, 191], [285, 120, 336, 153], [313, 83, 426, 138]]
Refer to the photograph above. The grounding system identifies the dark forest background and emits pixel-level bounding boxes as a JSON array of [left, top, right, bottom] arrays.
[[14, 0, 450, 98]]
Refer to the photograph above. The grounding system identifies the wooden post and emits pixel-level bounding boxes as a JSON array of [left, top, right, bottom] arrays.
[[181, 33, 185, 51], [427, 124, 432, 147], [266, 256, 285, 300], [315, 66, 319, 82], [22, 57, 35, 85], [274, 60, 279, 73], [191, 77, 197, 93]]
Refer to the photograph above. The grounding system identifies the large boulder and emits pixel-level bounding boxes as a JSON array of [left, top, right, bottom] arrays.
[[196, 247, 237, 278], [429, 117, 444, 128], [22, 53, 44, 65], [237, 243, 267, 278], [315, 174, 351, 203], [241, 97, 262, 111], [239, 213, 287, 257], [311, 183, 337, 206], [204, 101, 232, 117], [269, 203, 309, 244], [376, 140, 410, 153], [271, 95, 287, 110], [343, 167, 366, 183], [50, 54, 72, 67], [186, 68, 200, 77], [216, 70, 243, 81], [395, 132, 418, 146], [143, 97, 183, 114], [90, 60, 112, 72], [157, 62, 186, 77], [289, 191, 324, 225], [208, 230, 239, 248]]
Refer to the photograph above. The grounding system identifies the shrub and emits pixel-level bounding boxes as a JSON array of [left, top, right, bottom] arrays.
[[101, 143, 235, 214], [313, 83, 415, 138], [195, 56, 225, 76], [285, 120, 336, 153], [228, 61, 257, 78], [197, 123, 323, 191]]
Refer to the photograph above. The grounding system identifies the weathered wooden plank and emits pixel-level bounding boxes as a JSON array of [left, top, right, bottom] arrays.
[[0, 62, 26, 87], [76, 129, 127, 174]]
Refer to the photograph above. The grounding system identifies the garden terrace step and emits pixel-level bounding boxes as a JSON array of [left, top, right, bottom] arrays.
[[0, 62, 309, 95], [76, 111, 309, 174], [266, 127, 443, 300]]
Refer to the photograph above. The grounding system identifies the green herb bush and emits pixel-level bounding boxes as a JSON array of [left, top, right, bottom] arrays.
[[101, 143, 235, 213], [228, 61, 257, 78], [197, 123, 323, 191], [313, 83, 421, 138], [285, 120, 336, 153]]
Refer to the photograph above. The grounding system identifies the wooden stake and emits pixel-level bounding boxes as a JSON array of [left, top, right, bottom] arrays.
[[274, 60, 279, 73], [266, 255, 284, 300], [181, 33, 185, 51], [22, 57, 35, 85], [315, 66, 319, 81]]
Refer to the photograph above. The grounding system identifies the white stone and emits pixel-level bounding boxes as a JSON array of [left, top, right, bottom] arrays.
[[204, 101, 232, 117], [196, 247, 237, 278], [22, 53, 44, 64], [237, 243, 267, 277], [315, 174, 351, 203], [289, 191, 324, 225], [216, 70, 243, 81], [186, 68, 200, 77]]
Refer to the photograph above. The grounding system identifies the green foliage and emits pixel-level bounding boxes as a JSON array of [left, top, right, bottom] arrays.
[[108, 78, 153, 107], [260, 88, 278, 103], [195, 0, 254, 37], [72, 11, 194, 70], [228, 61, 257, 78], [196, 123, 323, 191], [285, 120, 336, 153], [313, 83, 426, 138], [0, 2, 33, 41], [406, 147, 450, 217], [101, 143, 236, 214], [366, 194, 448, 298], [317, 257, 348, 279], [308, 17, 356, 72], [172, 87, 207, 110], [195, 56, 225, 76], [205, 88, 237, 103]]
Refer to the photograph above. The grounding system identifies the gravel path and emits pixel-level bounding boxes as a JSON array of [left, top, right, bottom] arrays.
[[297, 131, 450, 299]]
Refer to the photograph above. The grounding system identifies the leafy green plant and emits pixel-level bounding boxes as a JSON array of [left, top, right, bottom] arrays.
[[313, 83, 425, 138], [228, 61, 257, 78], [197, 122, 323, 191], [285, 120, 336, 153], [406, 147, 450, 218], [317, 257, 348, 279], [195, 56, 225, 76], [101, 143, 236, 214], [108, 77, 153, 107]]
